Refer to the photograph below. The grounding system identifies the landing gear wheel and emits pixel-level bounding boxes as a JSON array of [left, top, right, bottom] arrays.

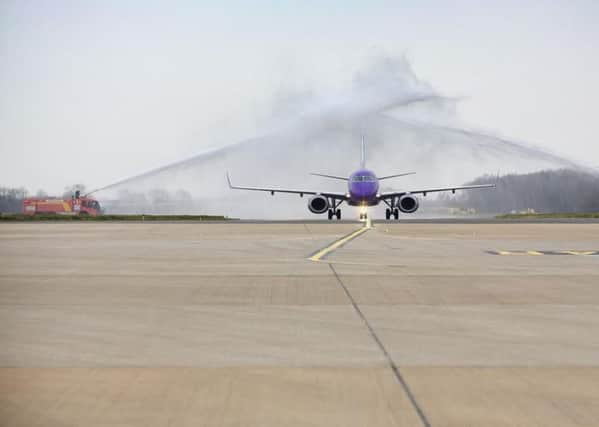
[[393, 209, 399, 220], [328, 209, 333, 220], [385, 208, 391, 220], [335, 209, 341, 220]]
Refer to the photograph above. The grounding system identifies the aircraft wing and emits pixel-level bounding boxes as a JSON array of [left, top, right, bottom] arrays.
[[227, 173, 349, 200], [378, 183, 495, 200]]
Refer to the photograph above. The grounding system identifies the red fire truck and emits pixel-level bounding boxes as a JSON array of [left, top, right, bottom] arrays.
[[22, 191, 102, 216]]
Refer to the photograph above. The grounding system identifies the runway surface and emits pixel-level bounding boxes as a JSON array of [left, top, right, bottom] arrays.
[[1, 222, 599, 426]]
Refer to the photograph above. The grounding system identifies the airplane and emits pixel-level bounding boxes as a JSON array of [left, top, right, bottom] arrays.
[[227, 138, 495, 220]]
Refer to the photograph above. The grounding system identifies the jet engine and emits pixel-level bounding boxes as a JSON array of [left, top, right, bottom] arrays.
[[308, 195, 329, 214], [398, 194, 419, 213]]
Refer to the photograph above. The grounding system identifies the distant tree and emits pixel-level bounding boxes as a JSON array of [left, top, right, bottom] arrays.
[[148, 189, 173, 214], [0, 186, 28, 213], [35, 189, 48, 198], [104, 190, 150, 214], [174, 189, 195, 214]]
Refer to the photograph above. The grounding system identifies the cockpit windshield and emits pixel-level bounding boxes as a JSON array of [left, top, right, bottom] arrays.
[[351, 175, 376, 182]]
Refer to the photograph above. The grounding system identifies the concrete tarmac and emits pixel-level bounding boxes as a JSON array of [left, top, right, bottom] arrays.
[[1, 222, 599, 426]]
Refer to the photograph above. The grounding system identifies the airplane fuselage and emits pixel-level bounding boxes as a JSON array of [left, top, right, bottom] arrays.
[[347, 169, 380, 206]]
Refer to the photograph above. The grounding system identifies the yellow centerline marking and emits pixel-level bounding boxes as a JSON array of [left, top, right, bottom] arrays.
[[490, 250, 599, 256], [527, 250, 543, 256], [308, 226, 371, 262]]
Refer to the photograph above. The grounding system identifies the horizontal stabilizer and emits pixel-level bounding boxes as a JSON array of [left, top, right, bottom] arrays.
[[378, 172, 416, 180], [310, 173, 349, 181]]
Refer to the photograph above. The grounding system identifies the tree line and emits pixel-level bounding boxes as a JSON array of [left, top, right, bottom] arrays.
[[0, 187, 29, 213], [105, 189, 199, 214], [443, 169, 599, 213]]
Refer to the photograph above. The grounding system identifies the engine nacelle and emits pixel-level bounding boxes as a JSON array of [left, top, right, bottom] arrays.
[[308, 195, 329, 214], [398, 194, 419, 213]]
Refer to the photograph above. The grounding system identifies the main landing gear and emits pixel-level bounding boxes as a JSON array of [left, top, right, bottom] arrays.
[[385, 208, 399, 220], [326, 198, 343, 220], [328, 209, 341, 220]]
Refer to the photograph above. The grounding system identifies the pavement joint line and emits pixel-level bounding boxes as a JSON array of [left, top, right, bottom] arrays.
[[307, 226, 371, 262], [328, 264, 432, 427]]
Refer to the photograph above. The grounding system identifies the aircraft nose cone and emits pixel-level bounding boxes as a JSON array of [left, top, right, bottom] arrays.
[[352, 182, 378, 198]]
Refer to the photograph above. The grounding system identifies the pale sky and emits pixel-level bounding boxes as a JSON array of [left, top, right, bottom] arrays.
[[1, 0, 598, 194]]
